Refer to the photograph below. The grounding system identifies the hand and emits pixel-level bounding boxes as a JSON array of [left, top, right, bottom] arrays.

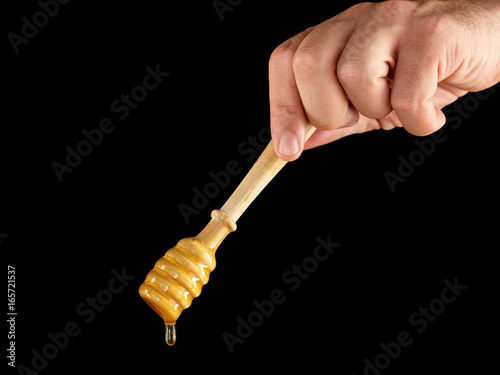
[[269, 0, 500, 161]]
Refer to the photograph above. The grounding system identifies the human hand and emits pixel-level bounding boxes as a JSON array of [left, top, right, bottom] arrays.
[[269, 0, 500, 161]]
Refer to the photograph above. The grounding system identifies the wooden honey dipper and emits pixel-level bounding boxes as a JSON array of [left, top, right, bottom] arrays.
[[139, 123, 316, 345]]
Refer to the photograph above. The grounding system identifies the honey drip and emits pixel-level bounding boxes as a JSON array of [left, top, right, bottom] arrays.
[[165, 323, 176, 346]]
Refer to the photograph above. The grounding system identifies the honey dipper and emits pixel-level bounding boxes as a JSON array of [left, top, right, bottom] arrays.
[[139, 123, 316, 345]]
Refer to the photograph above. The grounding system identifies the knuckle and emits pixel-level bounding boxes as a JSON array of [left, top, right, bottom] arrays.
[[269, 27, 317, 68], [415, 15, 446, 41], [337, 2, 372, 20], [337, 61, 370, 87], [391, 96, 421, 115], [375, 0, 413, 22], [391, 99, 438, 136], [292, 47, 322, 77], [269, 42, 296, 67], [271, 103, 302, 125], [405, 5, 452, 45]]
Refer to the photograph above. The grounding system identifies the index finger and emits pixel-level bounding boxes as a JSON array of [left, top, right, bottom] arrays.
[[269, 30, 312, 161]]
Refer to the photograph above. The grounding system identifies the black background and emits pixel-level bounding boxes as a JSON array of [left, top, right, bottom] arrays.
[[3, 0, 499, 374]]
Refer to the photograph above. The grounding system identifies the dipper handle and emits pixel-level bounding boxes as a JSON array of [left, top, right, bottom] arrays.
[[221, 123, 316, 221]]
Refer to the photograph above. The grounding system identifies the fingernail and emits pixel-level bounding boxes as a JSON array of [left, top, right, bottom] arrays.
[[278, 133, 300, 156]]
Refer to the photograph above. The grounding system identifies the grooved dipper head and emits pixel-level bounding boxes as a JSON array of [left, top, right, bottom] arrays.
[[139, 210, 236, 324]]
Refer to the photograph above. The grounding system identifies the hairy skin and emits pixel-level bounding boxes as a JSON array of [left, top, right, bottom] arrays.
[[268, 0, 500, 161]]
